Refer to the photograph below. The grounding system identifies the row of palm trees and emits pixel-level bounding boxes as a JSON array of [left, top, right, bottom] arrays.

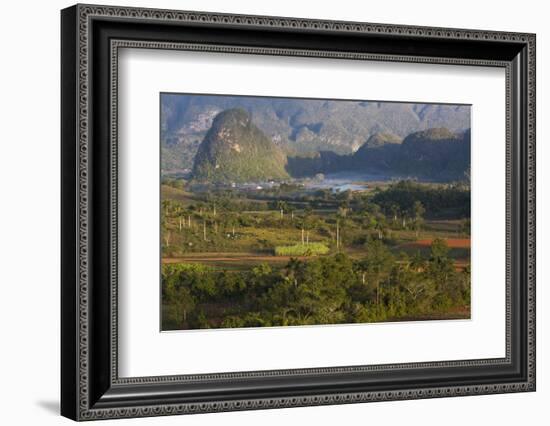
[[161, 195, 428, 251]]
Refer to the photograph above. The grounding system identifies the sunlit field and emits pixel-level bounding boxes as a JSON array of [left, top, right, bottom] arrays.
[[161, 180, 470, 330]]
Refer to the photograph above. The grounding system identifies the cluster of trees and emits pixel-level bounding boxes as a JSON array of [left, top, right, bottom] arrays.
[[161, 193, 254, 253], [372, 180, 470, 219], [162, 238, 470, 330]]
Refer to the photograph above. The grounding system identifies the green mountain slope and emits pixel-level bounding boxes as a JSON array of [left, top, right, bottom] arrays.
[[192, 109, 290, 183]]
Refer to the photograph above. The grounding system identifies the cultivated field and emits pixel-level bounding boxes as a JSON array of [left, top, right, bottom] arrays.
[[161, 179, 471, 330]]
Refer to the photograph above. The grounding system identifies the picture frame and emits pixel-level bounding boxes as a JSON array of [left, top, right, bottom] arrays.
[[61, 3, 536, 421]]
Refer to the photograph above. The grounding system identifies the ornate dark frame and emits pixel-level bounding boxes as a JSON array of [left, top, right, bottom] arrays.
[[61, 3, 536, 421]]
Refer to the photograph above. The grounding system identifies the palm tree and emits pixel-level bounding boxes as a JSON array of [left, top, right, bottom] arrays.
[[173, 205, 185, 231], [335, 211, 347, 250], [225, 213, 238, 237], [163, 231, 171, 248], [390, 203, 399, 225], [287, 204, 295, 221], [299, 206, 313, 245], [363, 238, 394, 305], [374, 215, 387, 240], [338, 200, 350, 217], [401, 208, 408, 229], [277, 200, 288, 220], [205, 191, 218, 217], [285, 258, 302, 288], [412, 201, 425, 238]]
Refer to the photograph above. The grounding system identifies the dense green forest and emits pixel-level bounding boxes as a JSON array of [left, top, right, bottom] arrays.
[[162, 241, 470, 329], [161, 180, 471, 330]]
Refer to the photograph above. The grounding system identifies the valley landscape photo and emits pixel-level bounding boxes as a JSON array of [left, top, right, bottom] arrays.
[[160, 93, 472, 331]]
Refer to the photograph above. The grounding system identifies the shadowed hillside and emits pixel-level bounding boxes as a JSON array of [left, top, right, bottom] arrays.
[[286, 128, 470, 181]]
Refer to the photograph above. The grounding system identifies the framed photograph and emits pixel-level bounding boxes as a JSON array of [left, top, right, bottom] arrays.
[[61, 4, 536, 421]]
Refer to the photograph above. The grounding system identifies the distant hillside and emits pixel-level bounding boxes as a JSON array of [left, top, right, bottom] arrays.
[[286, 128, 471, 181], [356, 128, 470, 180], [161, 94, 470, 173], [192, 109, 289, 183], [361, 132, 402, 148], [395, 128, 471, 179]]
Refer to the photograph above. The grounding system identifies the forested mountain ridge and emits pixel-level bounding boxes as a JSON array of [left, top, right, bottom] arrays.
[[192, 109, 289, 183], [286, 128, 471, 181], [394, 128, 471, 179], [162, 94, 470, 173]]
